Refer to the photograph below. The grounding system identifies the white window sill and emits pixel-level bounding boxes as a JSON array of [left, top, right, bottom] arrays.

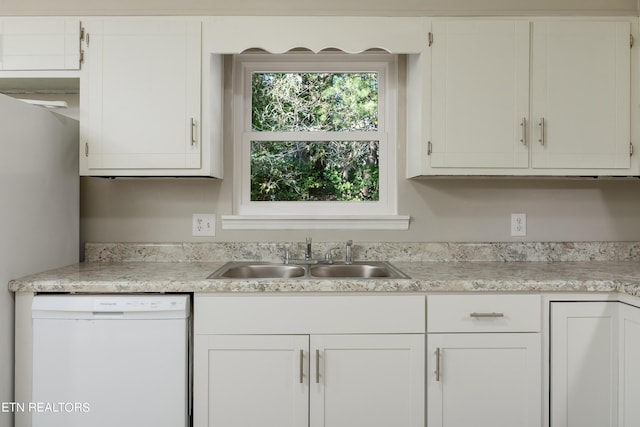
[[221, 215, 410, 230]]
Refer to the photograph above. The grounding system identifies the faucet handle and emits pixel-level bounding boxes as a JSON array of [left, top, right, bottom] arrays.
[[324, 247, 340, 263]]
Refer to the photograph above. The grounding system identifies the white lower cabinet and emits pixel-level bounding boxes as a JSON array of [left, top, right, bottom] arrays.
[[311, 334, 424, 427], [196, 334, 309, 427], [427, 294, 542, 427], [193, 295, 425, 427], [618, 303, 640, 427], [550, 302, 619, 427], [427, 333, 541, 427]]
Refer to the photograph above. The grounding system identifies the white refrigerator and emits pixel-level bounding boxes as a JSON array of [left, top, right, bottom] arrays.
[[0, 94, 79, 427]]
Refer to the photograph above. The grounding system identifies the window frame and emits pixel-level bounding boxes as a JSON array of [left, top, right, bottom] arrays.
[[231, 52, 399, 220]]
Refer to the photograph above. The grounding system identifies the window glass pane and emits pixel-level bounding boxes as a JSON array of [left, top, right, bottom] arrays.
[[250, 141, 379, 202], [251, 72, 378, 132]]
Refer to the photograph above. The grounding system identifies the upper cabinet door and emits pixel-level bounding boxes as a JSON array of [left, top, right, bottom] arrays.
[[531, 21, 631, 170], [0, 18, 81, 70], [81, 19, 201, 175], [430, 20, 530, 169]]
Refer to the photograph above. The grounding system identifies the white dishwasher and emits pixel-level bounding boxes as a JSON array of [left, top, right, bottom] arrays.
[[32, 294, 190, 427]]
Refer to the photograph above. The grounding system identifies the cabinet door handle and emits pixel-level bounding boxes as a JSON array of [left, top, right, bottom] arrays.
[[435, 348, 441, 382], [190, 118, 197, 146], [315, 349, 320, 384], [470, 312, 505, 318], [538, 117, 545, 146], [520, 117, 527, 145], [299, 350, 304, 384]]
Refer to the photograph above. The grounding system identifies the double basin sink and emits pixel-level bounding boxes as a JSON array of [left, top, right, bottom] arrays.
[[208, 261, 409, 280]]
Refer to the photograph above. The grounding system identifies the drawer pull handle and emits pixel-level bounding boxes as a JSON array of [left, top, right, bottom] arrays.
[[315, 349, 320, 384], [470, 312, 505, 318], [435, 348, 441, 382], [299, 349, 304, 384]]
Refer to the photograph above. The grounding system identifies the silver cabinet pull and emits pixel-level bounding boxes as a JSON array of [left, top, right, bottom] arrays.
[[299, 350, 304, 384], [520, 117, 527, 145], [435, 348, 441, 382], [538, 117, 545, 146], [315, 349, 320, 384], [470, 312, 505, 318], [190, 118, 197, 146]]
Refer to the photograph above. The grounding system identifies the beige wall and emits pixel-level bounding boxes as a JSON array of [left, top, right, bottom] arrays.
[[81, 175, 640, 244], [8, 0, 639, 245]]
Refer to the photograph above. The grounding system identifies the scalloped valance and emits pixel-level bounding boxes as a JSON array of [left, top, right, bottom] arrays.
[[202, 16, 428, 54]]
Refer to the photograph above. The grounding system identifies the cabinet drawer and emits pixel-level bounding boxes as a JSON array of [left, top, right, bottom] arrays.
[[427, 294, 541, 333], [195, 294, 425, 335]]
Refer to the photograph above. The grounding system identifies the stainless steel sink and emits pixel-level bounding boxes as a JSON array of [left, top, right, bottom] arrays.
[[208, 261, 408, 280], [309, 262, 408, 279], [208, 262, 306, 279]]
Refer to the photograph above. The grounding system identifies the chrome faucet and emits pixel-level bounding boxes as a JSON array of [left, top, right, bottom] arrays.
[[305, 237, 313, 261], [281, 247, 291, 264], [345, 240, 353, 264]]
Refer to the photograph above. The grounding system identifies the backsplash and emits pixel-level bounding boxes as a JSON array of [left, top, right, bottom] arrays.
[[84, 241, 640, 263]]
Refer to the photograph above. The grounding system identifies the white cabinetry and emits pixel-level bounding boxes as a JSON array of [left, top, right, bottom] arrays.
[[194, 295, 425, 427], [427, 294, 542, 427], [197, 334, 308, 427], [0, 18, 81, 70], [550, 302, 618, 427], [429, 20, 530, 169], [408, 18, 634, 177], [531, 21, 631, 170], [618, 302, 640, 427], [311, 334, 423, 427], [80, 19, 209, 176]]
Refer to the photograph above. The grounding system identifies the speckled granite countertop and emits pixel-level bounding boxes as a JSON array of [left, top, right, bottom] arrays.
[[8, 260, 640, 298], [8, 242, 640, 297]]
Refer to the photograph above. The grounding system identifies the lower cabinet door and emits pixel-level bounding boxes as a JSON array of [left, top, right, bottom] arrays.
[[310, 334, 425, 427], [193, 334, 309, 427], [427, 333, 541, 427], [194, 333, 424, 427], [619, 303, 640, 427], [550, 302, 618, 427]]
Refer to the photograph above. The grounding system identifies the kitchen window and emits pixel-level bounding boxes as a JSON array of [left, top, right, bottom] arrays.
[[225, 53, 408, 230]]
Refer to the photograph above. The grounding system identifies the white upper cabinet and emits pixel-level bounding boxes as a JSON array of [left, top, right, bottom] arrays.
[[430, 20, 530, 169], [80, 19, 210, 176], [0, 18, 81, 71], [408, 18, 636, 177], [532, 20, 631, 170]]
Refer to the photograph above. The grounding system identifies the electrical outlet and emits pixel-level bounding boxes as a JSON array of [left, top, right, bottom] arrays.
[[192, 214, 216, 237], [511, 213, 527, 237]]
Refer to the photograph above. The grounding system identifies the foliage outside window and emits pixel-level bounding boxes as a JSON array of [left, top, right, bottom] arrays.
[[234, 54, 397, 217], [251, 71, 379, 202]]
